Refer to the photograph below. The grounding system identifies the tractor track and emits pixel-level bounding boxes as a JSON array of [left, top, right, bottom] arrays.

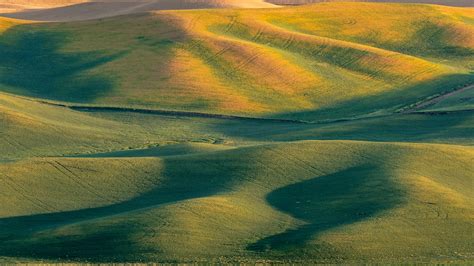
[[399, 84, 474, 114]]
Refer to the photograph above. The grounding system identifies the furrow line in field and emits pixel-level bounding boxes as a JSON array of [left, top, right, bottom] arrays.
[[47, 161, 110, 202]]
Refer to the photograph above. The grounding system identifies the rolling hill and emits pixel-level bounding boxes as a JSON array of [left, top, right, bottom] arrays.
[[0, 0, 278, 21], [0, 3, 472, 121], [268, 0, 474, 7], [0, 1, 473, 263], [1, 141, 472, 262], [0, 0, 86, 13]]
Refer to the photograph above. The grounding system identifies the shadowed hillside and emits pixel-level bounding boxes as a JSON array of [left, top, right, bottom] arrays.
[[0, 141, 472, 262], [0, 30, 124, 101]]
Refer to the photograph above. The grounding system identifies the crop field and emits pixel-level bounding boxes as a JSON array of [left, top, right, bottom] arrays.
[[0, 0, 473, 263]]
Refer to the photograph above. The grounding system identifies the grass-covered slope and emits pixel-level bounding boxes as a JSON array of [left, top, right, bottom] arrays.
[[0, 141, 472, 262], [268, 0, 474, 7], [0, 2, 473, 263], [2, 88, 472, 163], [0, 0, 277, 21], [1, 98, 472, 262], [0, 3, 472, 121], [0, 91, 249, 160], [0, 91, 131, 160]]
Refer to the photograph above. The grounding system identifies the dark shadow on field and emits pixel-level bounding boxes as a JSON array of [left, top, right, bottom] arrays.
[[211, 73, 474, 145], [247, 165, 404, 254], [210, 111, 473, 145], [401, 21, 474, 58], [349, 20, 474, 59], [0, 24, 126, 102], [0, 154, 240, 261], [267, 73, 474, 121], [304, 112, 474, 144]]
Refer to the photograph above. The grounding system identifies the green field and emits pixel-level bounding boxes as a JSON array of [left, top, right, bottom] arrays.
[[0, 2, 473, 263]]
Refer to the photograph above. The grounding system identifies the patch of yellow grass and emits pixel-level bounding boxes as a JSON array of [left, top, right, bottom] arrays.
[[1, 3, 472, 118], [167, 47, 267, 112], [0, 17, 25, 33]]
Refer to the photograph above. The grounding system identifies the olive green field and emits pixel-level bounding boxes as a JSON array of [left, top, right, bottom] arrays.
[[0, 0, 473, 263]]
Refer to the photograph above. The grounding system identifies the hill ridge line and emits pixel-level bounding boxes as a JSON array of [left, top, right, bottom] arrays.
[[31, 97, 474, 124], [398, 83, 474, 113], [3, 90, 471, 125], [35, 100, 313, 124]]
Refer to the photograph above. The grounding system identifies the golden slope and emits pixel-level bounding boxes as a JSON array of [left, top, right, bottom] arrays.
[[0, 3, 472, 120]]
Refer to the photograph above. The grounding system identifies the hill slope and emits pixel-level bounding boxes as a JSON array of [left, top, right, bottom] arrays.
[[0, 141, 472, 262], [0, 0, 277, 21], [267, 0, 474, 7], [0, 2, 473, 263], [0, 3, 472, 121]]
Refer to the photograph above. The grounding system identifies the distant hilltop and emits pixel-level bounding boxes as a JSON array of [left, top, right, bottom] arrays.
[[267, 0, 473, 7], [0, 1, 277, 17]]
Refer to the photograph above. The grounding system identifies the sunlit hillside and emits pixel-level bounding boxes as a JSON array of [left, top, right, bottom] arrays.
[[0, 1, 473, 264], [0, 3, 472, 120], [267, 0, 474, 7]]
